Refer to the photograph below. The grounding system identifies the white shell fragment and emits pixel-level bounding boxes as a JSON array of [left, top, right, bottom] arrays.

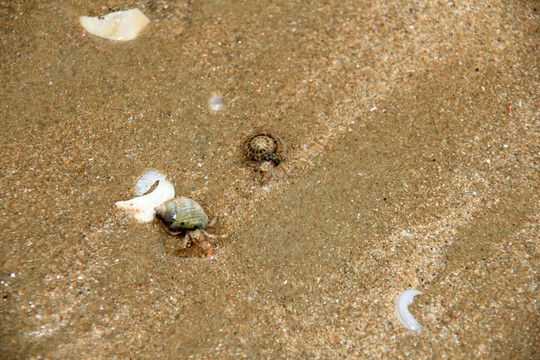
[[209, 95, 225, 111], [395, 289, 424, 332], [134, 170, 166, 196], [115, 171, 174, 222], [79, 8, 150, 41]]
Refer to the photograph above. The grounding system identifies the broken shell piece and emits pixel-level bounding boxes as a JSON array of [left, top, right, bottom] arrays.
[[115, 171, 174, 222], [395, 289, 424, 332], [79, 8, 150, 41]]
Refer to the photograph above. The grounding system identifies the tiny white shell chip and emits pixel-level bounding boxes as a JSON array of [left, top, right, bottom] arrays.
[[209, 95, 225, 111], [395, 289, 424, 332], [115, 171, 175, 222], [79, 8, 150, 41]]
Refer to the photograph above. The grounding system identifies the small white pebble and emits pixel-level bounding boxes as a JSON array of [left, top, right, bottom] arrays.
[[209, 95, 226, 111]]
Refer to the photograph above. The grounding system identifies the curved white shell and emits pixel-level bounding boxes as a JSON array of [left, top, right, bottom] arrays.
[[395, 289, 424, 332], [134, 170, 166, 196], [115, 171, 174, 222], [79, 9, 150, 41]]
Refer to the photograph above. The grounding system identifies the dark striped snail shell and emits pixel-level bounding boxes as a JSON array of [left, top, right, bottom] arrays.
[[243, 133, 286, 166]]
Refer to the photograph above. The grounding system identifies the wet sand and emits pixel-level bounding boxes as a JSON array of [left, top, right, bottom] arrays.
[[1, 0, 538, 358]]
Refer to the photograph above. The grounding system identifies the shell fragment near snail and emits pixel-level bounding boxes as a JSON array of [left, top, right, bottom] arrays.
[[244, 133, 286, 166], [155, 197, 209, 231], [115, 171, 174, 222]]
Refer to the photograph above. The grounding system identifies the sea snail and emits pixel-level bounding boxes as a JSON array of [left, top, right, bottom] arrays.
[[155, 197, 227, 258], [243, 133, 286, 181], [156, 197, 208, 231], [115, 171, 227, 258]]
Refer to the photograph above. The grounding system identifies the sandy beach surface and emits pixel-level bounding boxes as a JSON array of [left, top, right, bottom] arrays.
[[1, 0, 538, 358]]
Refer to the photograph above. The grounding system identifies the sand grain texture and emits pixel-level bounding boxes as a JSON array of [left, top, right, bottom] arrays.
[[0, 0, 538, 358]]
